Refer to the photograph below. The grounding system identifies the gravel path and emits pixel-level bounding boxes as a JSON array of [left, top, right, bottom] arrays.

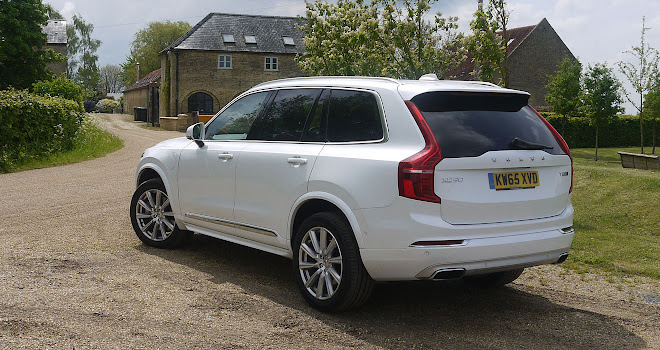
[[1, 113, 658, 349]]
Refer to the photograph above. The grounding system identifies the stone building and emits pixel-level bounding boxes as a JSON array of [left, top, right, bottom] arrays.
[[159, 13, 305, 122], [42, 19, 67, 76], [123, 69, 161, 122], [446, 18, 577, 108]]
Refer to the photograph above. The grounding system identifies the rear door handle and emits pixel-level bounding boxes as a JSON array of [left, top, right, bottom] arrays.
[[218, 152, 234, 161], [287, 157, 307, 165]]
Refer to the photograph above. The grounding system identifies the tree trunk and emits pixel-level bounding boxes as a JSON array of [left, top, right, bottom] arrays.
[[641, 96, 645, 154], [562, 115, 566, 136], [653, 113, 657, 154], [595, 124, 599, 161]]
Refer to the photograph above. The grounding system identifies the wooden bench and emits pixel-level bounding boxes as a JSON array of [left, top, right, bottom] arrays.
[[618, 151, 660, 170]]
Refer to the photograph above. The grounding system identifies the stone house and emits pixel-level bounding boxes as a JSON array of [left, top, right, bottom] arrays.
[[159, 13, 305, 122], [123, 69, 161, 122], [446, 18, 577, 108], [42, 19, 67, 76]]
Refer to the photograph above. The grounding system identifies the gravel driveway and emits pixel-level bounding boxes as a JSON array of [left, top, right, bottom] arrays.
[[1, 113, 658, 349]]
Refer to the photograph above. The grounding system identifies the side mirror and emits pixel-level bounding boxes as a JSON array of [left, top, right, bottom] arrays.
[[186, 122, 205, 147]]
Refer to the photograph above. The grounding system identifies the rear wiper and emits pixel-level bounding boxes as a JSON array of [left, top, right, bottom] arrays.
[[510, 137, 554, 150]]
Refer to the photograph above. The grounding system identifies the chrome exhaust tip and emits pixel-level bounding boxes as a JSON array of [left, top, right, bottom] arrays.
[[432, 268, 466, 280], [554, 252, 569, 264]]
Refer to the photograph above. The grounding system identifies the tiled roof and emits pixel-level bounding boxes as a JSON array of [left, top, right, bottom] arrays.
[[124, 69, 161, 92], [43, 19, 67, 44], [444, 21, 538, 80], [162, 13, 305, 55]]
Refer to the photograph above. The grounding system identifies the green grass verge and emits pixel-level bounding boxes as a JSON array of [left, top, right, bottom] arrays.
[[2, 115, 123, 173], [565, 147, 660, 279]]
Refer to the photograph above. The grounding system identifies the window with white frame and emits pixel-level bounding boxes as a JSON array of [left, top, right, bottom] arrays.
[[218, 55, 232, 69], [264, 56, 278, 71]]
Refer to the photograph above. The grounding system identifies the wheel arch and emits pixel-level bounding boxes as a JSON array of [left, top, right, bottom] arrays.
[[289, 193, 366, 251], [136, 163, 184, 228]]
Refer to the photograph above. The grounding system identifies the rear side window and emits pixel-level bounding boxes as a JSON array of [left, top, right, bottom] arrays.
[[327, 90, 383, 142], [411, 92, 564, 158], [256, 89, 322, 141]]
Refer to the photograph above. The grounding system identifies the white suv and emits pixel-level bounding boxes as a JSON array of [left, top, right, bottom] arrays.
[[130, 76, 574, 311]]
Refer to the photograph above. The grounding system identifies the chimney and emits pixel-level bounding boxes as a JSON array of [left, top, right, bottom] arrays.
[[136, 62, 140, 82]]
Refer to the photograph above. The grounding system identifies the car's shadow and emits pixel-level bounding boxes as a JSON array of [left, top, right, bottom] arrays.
[[138, 234, 645, 349]]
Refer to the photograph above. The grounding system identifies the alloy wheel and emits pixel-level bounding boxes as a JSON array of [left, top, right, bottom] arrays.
[[298, 226, 343, 300]]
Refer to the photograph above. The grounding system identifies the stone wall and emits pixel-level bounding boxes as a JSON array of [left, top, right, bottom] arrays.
[[45, 43, 67, 76], [160, 50, 302, 117], [124, 88, 148, 116], [507, 19, 577, 108]]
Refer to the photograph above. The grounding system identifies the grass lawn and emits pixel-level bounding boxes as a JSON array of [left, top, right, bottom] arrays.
[[3, 115, 123, 173], [566, 146, 660, 279]]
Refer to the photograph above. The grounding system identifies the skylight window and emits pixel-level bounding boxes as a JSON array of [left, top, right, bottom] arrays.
[[245, 35, 257, 44], [282, 36, 295, 46], [507, 38, 515, 46], [222, 34, 235, 43]]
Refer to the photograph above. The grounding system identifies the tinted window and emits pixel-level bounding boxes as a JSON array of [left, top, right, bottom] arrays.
[[327, 90, 383, 142], [302, 90, 328, 142], [188, 92, 213, 114], [256, 89, 321, 141], [411, 92, 564, 158], [204, 92, 268, 140]]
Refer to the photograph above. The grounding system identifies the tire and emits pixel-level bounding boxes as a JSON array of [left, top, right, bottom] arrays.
[[292, 212, 374, 312], [463, 268, 525, 288], [130, 179, 189, 248]]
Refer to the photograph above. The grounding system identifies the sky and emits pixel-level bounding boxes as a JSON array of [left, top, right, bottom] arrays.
[[45, 0, 660, 113]]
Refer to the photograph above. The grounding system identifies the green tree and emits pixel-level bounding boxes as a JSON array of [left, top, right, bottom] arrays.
[[99, 64, 123, 94], [44, 4, 63, 19], [643, 80, 660, 154], [466, 2, 503, 83], [0, 0, 62, 89], [67, 14, 101, 99], [490, 0, 510, 87], [545, 57, 582, 135], [582, 64, 623, 161], [297, 0, 463, 79], [121, 21, 191, 85], [617, 16, 659, 154]]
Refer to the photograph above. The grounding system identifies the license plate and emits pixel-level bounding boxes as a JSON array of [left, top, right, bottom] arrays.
[[488, 171, 539, 190]]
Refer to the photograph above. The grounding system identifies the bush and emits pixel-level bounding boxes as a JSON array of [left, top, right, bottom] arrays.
[[0, 89, 85, 171], [95, 99, 120, 113], [32, 76, 84, 106], [543, 113, 656, 149]]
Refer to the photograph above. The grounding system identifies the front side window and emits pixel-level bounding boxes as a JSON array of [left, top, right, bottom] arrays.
[[218, 55, 232, 69], [204, 92, 269, 140], [265, 56, 278, 71], [188, 92, 213, 114], [327, 90, 383, 142], [254, 89, 322, 141]]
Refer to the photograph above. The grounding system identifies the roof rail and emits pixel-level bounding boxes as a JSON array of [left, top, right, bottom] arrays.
[[252, 76, 401, 88]]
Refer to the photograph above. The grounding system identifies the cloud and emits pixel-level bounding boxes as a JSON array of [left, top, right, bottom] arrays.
[[61, 1, 75, 17]]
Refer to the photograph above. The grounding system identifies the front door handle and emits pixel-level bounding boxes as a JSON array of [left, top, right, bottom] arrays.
[[218, 152, 234, 161], [287, 157, 308, 165]]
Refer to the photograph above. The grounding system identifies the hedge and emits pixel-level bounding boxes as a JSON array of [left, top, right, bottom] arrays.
[[0, 89, 85, 171], [543, 113, 658, 149]]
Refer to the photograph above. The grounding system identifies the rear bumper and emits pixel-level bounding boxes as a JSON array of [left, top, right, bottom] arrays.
[[361, 229, 574, 281]]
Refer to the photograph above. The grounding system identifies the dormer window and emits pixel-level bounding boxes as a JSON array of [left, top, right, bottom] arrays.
[[282, 36, 295, 46], [222, 34, 235, 43], [244, 35, 256, 44]]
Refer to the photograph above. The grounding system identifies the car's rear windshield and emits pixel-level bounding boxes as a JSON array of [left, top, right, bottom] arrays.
[[410, 91, 565, 159]]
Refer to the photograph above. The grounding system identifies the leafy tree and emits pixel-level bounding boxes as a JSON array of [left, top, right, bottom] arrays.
[[67, 14, 101, 99], [298, 0, 463, 79], [0, 0, 63, 89], [643, 80, 660, 153], [582, 64, 623, 161], [44, 4, 63, 19], [33, 75, 83, 105], [617, 16, 659, 154], [99, 64, 123, 94], [490, 0, 510, 87], [466, 2, 503, 83], [121, 21, 191, 85], [545, 58, 582, 135]]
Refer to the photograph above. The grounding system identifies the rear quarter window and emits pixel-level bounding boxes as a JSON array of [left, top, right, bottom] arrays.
[[327, 90, 384, 142], [411, 92, 564, 158]]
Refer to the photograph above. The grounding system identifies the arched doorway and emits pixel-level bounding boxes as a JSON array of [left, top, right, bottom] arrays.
[[188, 92, 213, 114]]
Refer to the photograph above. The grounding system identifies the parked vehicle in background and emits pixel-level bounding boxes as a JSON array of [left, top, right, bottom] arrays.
[[130, 75, 574, 312]]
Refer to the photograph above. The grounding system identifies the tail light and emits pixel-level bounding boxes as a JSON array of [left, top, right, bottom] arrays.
[[531, 106, 573, 193], [398, 101, 442, 203]]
